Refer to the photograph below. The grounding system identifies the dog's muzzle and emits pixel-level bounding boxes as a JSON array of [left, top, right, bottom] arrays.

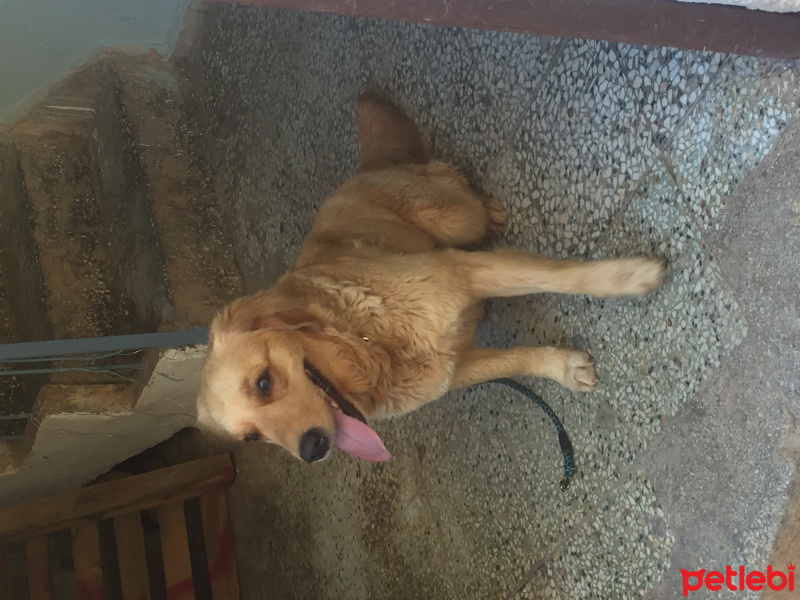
[[299, 427, 330, 462]]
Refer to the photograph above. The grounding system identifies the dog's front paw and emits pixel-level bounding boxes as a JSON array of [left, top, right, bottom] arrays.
[[608, 258, 667, 296], [561, 350, 597, 392]]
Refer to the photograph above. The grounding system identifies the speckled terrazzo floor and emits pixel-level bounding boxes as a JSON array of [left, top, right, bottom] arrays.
[[184, 5, 800, 599]]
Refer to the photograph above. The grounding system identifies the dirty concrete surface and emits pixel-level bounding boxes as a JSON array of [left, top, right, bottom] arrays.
[[162, 4, 800, 598], [641, 112, 800, 598]]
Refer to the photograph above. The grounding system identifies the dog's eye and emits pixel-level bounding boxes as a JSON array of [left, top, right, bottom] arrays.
[[255, 371, 273, 396], [243, 432, 261, 442]]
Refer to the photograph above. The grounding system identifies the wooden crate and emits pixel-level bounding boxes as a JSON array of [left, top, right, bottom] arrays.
[[0, 453, 239, 600]]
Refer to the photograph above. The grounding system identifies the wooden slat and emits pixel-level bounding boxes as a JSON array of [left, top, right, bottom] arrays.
[[114, 513, 150, 600], [0, 545, 8, 600], [4, 544, 28, 600], [199, 491, 239, 600], [0, 454, 235, 544], [26, 535, 54, 600], [73, 523, 104, 600], [158, 502, 195, 600]]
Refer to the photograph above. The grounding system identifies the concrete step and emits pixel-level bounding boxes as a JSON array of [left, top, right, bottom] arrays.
[[0, 346, 202, 503], [1, 49, 243, 343], [84, 58, 174, 335], [0, 233, 26, 440], [102, 49, 244, 326], [3, 381, 141, 474], [11, 111, 163, 391], [1, 67, 154, 415], [0, 138, 50, 345], [35, 382, 140, 413], [0, 138, 50, 431], [12, 119, 128, 341]]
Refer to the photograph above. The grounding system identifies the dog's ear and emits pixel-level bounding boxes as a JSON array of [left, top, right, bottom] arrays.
[[214, 294, 323, 336], [257, 309, 323, 334]]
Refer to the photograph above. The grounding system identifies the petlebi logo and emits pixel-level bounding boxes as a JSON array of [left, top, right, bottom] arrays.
[[681, 564, 795, 596]]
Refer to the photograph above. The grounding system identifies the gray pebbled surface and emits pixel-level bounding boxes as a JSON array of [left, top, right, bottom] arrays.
[[184, 4, 800, 599]]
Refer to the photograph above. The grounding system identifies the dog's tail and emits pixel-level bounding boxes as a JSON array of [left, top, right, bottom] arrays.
[[356, 91, 428, 173]]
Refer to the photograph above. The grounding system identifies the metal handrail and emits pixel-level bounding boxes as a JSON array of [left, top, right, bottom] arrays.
[[0, 328, 208, 362], [0, 327, 209, 440]]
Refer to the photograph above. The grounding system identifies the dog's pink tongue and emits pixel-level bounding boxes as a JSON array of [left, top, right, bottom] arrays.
[[332, 411, 391, 462]]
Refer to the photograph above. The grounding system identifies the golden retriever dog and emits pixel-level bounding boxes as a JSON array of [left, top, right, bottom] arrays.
[[197, 92, 665, 463]]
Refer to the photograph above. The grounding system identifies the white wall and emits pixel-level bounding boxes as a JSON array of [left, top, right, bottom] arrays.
[[674, 0, 799, 12], [0, 0, 191, 123]]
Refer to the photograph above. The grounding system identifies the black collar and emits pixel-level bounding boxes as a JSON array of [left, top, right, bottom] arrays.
[[303, 360, 367, 424]]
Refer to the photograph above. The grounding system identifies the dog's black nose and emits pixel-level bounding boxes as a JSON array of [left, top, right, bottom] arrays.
[[299, 428, 330, 463]]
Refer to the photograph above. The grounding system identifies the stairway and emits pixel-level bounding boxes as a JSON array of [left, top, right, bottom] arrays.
[[0, 49, 244, 500]]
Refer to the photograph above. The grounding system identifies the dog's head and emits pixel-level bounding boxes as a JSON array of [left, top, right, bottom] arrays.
[[197, 296, 390, 463]]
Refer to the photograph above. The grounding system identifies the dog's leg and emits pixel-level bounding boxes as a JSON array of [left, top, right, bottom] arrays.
[[361, 161, 506, 245], [354, 92, 506, 245], [450, 346, 597, 392], [402, 178, 507, 246], [446, 248, 665, 299]]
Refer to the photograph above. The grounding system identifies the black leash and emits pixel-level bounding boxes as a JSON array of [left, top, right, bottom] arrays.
[[489, 378, 575, 491], [305, 358, 575, 487]]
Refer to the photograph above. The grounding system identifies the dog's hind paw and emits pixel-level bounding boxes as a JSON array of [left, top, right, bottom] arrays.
[[561, 350, 597, 392], [484, 196, 508, 235]]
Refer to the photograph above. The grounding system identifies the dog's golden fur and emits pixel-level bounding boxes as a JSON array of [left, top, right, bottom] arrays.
[[198, 92, 665, 460]]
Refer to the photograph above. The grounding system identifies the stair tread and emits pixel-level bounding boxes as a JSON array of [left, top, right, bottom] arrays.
[[108, 51, 244, 325], [13, 121, 125, 341], [0, 247, 25, 440], [0, 139, 49, 345], [35, 382, 139, 415]]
